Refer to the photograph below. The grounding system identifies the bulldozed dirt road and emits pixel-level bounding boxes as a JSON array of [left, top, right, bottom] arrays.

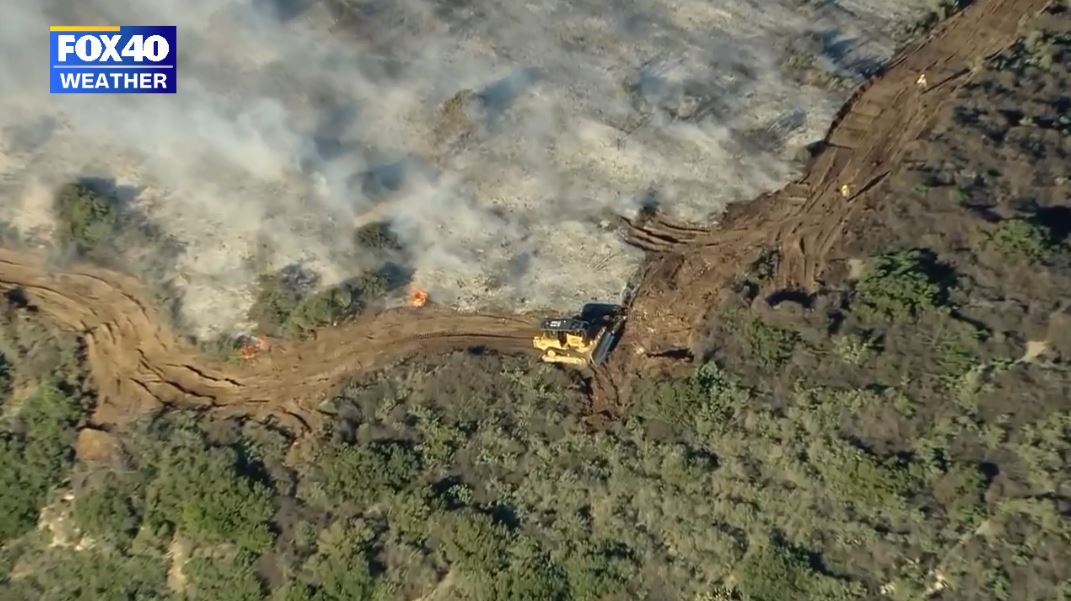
[[0, 248, 540, 431], [0, 0, 1054, 433]]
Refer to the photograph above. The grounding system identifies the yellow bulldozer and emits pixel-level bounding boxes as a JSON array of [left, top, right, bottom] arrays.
[[532, 303, 625, 367]]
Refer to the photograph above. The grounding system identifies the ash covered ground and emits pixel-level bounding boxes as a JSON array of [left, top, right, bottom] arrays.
[[0, 0, 930, 338]]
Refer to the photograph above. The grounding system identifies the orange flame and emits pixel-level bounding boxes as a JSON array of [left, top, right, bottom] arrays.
[[408, 287, 429, 308], [239, 335, 271, 360]]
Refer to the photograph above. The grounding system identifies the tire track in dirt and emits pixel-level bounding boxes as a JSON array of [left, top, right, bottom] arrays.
[[0, 0, 1052, 431]]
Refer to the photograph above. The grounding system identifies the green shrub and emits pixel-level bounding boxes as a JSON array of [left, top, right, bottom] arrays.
[[354, 221, 402, 254], [246, 266, 316, 337], [272, 583, 318, 601], [1013, 412, 1071, 496], [736, 540, 858, 601], [493, 553, 570, 601], [305, 551, 376, 601], [410, 405, 467, 469], [932, 463, 987, 526], [987, 219, 1055, 263], [0, 380, 85, 542], [386, 489, 438, 545], [0, 308, 84, 384], [633, 362, 751, 436], [987, 566, 1012, 601], [812, 441, 918, 512], [261, 521, 384, 601], [440, 514, 573, 601], [0, 438, 38, 541], [906, 0, 972, 36], [185, 554, 267, 601], [286, 285, 358, 337], [248, 265, 398, 338], [933, 322, 985, 387], [743, 318, 801, 368], [718, 309, 801, 368], [196, 333, 245, 363], [562, 546, 635, 601], [145, 444, 275, 552], [302, 519, 379, 601], [53, 182, 123, 256], [346, 269, 393, 305], [51, 180, 170, 269], [440, 511, 513, 574], [72, 471, 141, 548], [851, 250, 948, 321], [0, 548, 170, 601], [0, 353, 10, 400], [989, 29, 1071, 73], [832, 332, 881, 366], [309, 440, 421, 507]]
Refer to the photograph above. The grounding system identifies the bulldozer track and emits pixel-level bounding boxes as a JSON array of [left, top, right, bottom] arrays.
[[0, 0, 1053, 433]]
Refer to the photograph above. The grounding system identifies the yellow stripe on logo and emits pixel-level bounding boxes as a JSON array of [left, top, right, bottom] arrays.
[[49, 25, 121, 32]]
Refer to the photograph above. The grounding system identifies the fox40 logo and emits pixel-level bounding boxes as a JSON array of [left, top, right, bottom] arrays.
[[50, 26, 177, 94]]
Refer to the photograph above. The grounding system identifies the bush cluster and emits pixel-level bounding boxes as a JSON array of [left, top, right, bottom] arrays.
[[0, 380, 85, 542], [248, 265, 397, 338], [986, 219, 1057, 263], [851, 250, 950, 321]]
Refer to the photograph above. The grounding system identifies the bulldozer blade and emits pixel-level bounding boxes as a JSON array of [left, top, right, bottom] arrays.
[[591, 319, 624, 366]]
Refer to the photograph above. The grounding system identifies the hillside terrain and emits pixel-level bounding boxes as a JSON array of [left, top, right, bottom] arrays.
[[0, 1, 1069, 600], [0, 0, 1057, 431]]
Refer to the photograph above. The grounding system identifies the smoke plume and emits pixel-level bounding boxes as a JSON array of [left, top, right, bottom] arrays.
[[0, 0, 928, 337]]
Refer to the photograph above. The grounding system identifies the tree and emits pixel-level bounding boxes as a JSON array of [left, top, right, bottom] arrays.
[[286, 286, 358, 337], [851, 250, 949, 321], [632, 362, 750, 436], [287, 519, 380, 601], [440, 511, 513, 573], [987, 218, 1055, 263], [185, 554, 267, 601], [0, 380, 84, 542], [310, 440, 421, 507], [0, 352, 10, 400], [146, 444, 275, 552], [562, 546, 635, 601], [0, 437, 38, 541], [737, 540, 858, 601], [0, 548, 170, 601], [72, 471, 141, 548], [354, 222, 402, 254], [53, 182, 122, 256], [247, 266, 317, 337], [247, 265, 395, 338]]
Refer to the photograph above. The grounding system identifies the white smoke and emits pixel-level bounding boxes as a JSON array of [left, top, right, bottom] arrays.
[[0, 0, 930, 337]]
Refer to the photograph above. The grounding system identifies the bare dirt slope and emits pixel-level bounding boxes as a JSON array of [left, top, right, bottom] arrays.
[[0, 249, 539, 430], [0, 0, 1056, 432]]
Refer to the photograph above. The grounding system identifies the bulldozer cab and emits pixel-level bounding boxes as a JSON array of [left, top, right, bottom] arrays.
[[540, 317, 592, 340]]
